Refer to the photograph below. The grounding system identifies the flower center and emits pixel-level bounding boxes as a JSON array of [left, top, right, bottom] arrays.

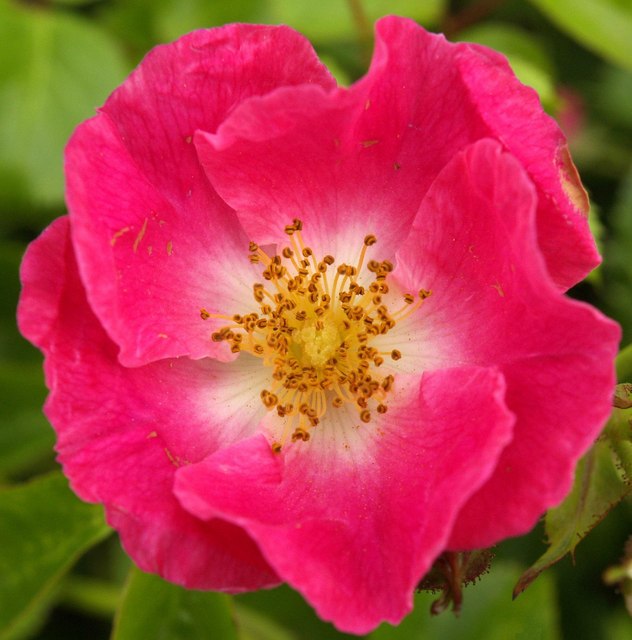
[[293, 319, 340, 367], [202, 219, 430, 452]]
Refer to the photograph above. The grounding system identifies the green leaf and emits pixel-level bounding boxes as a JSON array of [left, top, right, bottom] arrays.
[[0, 410, 55, 479], [51, 0, 100, 6], [514, 432, 632, 597], [154, 0, 265, 43], [605, 609, 632, 640], [616, 343, 632, 383], [0, 589, 54, 640], [58, 575, 123, 619], [95, 0, 162, 58], [370, 562, 560, 640], [0, 472, 111, 638], [0, 0, 128, 209], [112, 567, 239, 640], [267, 0, 446, 43], [527, 0, 632, 71], [233, 604, 296, 640], [604, 165, 632, 342], [594, 66, 632, 131], [457, 23, 553, 75], [236, 585, 349, 640], [0, 242, 42, 361], [0, 362, 54, 478]]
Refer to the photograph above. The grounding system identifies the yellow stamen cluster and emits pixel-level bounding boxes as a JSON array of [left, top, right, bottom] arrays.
[[202, 219, 430, 452]]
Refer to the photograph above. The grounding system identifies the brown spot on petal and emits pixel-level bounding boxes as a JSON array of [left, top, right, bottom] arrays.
[[492, 282, 505, 297], [164, 448, 179, 467], [559, 145, 589, 216], [110, 226, 131, 246], [133, 218, 148, 253]]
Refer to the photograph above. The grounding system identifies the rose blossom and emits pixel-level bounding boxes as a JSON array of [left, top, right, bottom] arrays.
[[18, 16, 619, 634]]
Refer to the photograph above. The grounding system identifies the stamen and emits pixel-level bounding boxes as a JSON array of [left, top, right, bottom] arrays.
[[392, 289, 432, 322], [203, 220, 429, 451]]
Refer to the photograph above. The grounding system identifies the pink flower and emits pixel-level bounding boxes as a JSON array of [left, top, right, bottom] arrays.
[[18, 17, 619, 634]]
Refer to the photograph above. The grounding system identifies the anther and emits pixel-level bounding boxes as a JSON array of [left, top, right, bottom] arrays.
[[291, 428, 310, 442], [253, 284, 264, 302], [207, 219, 429, 450]]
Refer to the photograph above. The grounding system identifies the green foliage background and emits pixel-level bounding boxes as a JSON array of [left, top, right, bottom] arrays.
[[1, 0, 631, 638]]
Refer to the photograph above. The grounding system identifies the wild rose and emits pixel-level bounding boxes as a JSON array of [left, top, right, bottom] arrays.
[[18, 16, 620, 634]]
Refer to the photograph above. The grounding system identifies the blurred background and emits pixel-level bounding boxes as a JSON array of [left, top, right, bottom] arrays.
[[1, 0, 631, 638]]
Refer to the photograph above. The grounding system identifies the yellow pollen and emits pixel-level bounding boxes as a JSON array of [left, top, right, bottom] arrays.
[[204, 220, 430, 452]]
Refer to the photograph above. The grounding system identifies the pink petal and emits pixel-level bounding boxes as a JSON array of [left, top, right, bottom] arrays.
[[66, 24, 335, 366], [18, 217, 278, 591], [194, 82, 420, 265], [375, 15, 598, 289], [456, 41, 598, 289], [18, 217, 70, 350], [175, 367, 514, 634], [67, 116, 260, 366], [395, 138, 620, 549], [194, 19, 478, 261], [197, 16, 597, 288]]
